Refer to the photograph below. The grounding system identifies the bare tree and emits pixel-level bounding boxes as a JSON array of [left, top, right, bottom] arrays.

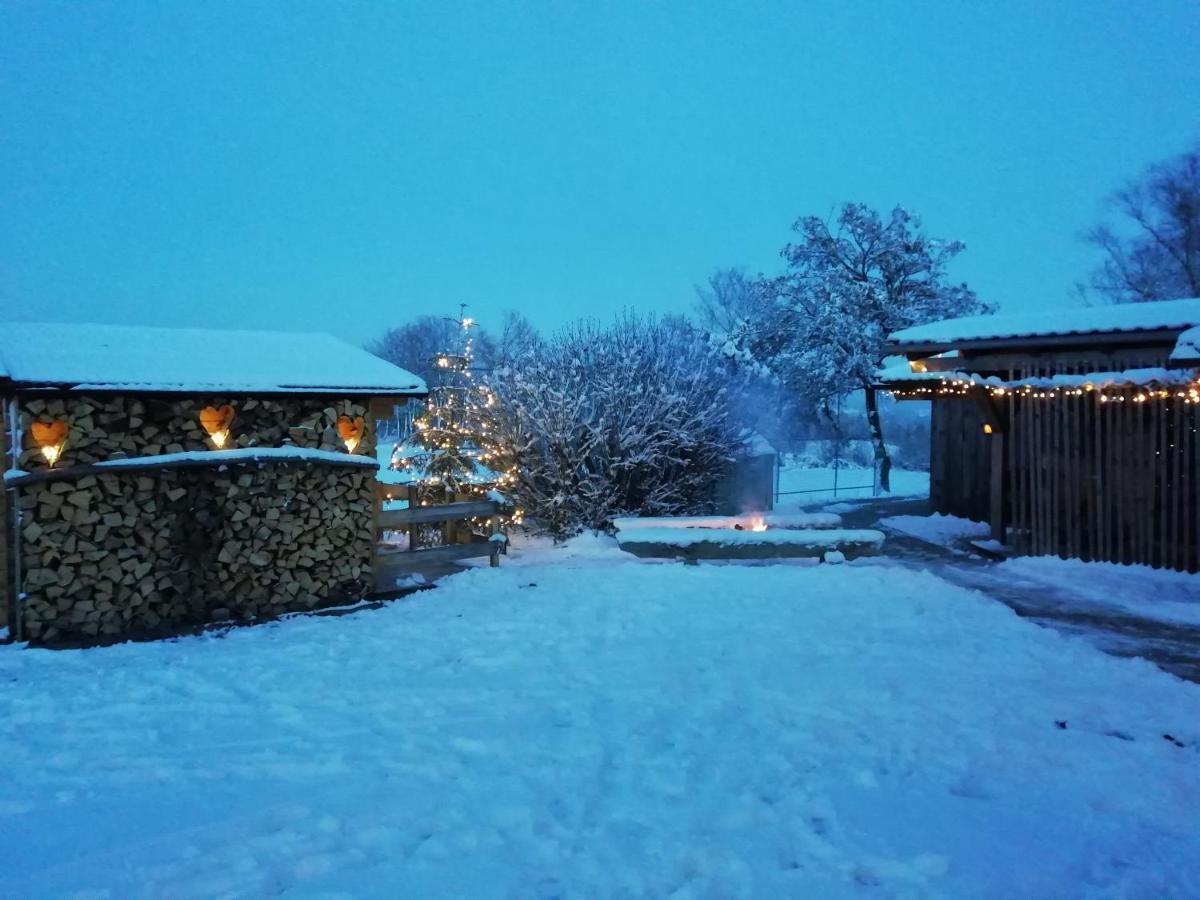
[[694, 267, 765, 333], [369, 315, 464, 384], [369, 313, 502, 383], [1084, 142, 1200, 303], [490, 311, 543, 369]]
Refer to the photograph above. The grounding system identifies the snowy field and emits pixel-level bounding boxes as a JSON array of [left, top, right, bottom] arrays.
[[2, 540, 1198, 897]]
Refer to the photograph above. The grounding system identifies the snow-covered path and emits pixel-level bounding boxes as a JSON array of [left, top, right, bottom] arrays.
[[2, 551, 1198, 897]]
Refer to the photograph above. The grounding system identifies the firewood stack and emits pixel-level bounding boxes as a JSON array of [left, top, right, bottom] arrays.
[[11, 396, 378, 643]]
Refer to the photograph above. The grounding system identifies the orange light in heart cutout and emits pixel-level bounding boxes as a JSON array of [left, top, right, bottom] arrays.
[[337, 415, 365, 453], [199, 405, 235, 448], [30, 419, 69, 466]]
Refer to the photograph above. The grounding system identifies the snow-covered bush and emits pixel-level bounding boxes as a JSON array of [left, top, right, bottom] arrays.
[[492, 314, 743, 539]]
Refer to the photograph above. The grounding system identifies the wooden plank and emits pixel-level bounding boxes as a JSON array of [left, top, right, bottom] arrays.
[[375, 540, 498, 574], [407, 484, 419, 551], [1156, 396, 1166, 569], [917, 346, 1167, 374], [1035, 392, 1047, 555], [891, 328, 1182, 356], [989, 432, 1005, 542], [1170, 398, 1182, 571], [1080, 393, 1089, 561], [1018, 396, 1030, 553], [379, 499, 501, 528], [0, 397, 10, 634], [1096, 394, 1107, 563], [1192, 402, 1199, 572], [1051, 394, 1062, 557], [1187, 401, 1197, 572], [1148, 398, 1159, 567], [368, 396, 409, 421], [929, 401, 943, 512], [1065, 393, 1077, 559], [6, 452, 376, 487], [1115, 395, 1124, 564], [1011, 396, 1022, 552]]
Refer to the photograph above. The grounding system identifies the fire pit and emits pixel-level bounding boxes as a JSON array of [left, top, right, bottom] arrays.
[[613, 513, 885, 563]]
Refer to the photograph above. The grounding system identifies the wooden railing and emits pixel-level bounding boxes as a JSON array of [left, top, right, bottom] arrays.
[[373, 487, 506, 590]]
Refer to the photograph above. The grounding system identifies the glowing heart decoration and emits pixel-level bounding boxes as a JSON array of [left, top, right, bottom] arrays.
[[337, 415, 365, 454], [199, 405, 235, 448], [30, 419, 69, 466]]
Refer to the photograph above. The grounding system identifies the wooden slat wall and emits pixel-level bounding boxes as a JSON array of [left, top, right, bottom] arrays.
[[929, 399, 991, 522], [943, 394, 1199, 573], [0, 399, 10, 630]]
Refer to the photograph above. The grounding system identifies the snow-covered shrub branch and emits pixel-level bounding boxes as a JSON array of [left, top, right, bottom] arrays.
[[491, 314, 744, 539]]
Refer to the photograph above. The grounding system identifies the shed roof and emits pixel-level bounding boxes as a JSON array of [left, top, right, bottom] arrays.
[[889, 297, 1200, 350], [0, 322, 426, 395]]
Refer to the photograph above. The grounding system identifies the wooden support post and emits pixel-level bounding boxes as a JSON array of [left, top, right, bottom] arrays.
[[989, 431, 1006, 544], [971, 388, 1008, 545], [407, 484, 419, 552]]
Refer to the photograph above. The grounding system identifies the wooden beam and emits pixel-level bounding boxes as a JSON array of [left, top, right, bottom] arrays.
[[368, 396, 413, 420], [5, 452, 377, 487], [378, 500, 502, 528], [374, 540, 499, 576], [889, 329, 1182, 356], [918, 346, 1179, 376], [989, 432, 1006, 543]]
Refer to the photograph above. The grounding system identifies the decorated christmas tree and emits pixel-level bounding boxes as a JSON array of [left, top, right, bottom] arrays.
[[390, 307, 516, 512]]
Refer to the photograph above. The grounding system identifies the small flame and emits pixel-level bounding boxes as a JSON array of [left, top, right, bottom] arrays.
[[747, 514, 768, 532], [343, 436, 360, 454], [41, 444, 64, 466], [209, 430, 229, 449]]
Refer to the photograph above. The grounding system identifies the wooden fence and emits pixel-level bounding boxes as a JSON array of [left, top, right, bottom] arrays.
[[373, 486, 506, 589], [931, 394, 1200, 572]]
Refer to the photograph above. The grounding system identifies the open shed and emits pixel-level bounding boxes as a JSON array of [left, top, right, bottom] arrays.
[[875, 298, 1200, 573], [1, 322, 426, 642]]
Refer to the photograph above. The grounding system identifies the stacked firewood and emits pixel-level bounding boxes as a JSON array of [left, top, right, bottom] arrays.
[[12, 395, 377, 643], [18, 396, 373, 470]]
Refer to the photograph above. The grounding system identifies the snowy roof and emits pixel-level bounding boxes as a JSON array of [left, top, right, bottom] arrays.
[[0, 322, 426, 395], [889, 298, 1200, 349]]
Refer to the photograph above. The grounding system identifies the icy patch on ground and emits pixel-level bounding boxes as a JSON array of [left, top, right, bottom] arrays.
[[0, 563, 1197, 896], [880, 513, 991, 548], [999, 556, 1200, 627]]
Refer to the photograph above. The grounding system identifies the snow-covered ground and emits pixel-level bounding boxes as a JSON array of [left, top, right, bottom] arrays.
[[997, 556, 1200, 628], [876, 512, 1200, 629], [880, 513, 991, 548], [2, 541, 1198, 896]]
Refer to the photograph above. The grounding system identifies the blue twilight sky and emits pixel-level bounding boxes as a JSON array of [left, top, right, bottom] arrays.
[[1, 1, 1197, 346]]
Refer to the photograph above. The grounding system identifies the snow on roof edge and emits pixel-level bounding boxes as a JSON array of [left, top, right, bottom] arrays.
[[889, 298, 1200, 347], [4, 446, 376, 484], [0, 322, 427, 394]]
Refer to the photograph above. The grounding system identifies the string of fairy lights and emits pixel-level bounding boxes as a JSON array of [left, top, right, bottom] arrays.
[[886, 375, 1200, 405]]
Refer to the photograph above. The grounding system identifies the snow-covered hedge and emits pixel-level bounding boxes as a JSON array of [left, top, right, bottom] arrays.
[[492, 315, 743, 538]]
